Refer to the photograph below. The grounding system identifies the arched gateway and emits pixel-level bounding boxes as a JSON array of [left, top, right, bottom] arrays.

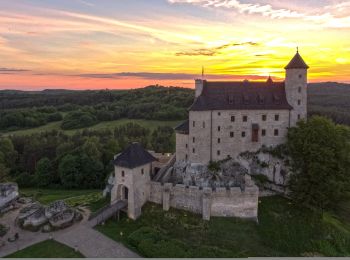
[[111, 143, 157, 220]]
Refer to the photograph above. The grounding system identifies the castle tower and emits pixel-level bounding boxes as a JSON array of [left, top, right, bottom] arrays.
[[284, 50, 309, 127], [111, 143, 157, 220]]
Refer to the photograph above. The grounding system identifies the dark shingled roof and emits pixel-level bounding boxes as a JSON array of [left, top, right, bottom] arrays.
[[190, 80, 293, 111], [113, 143, 157, 169], [284, 52, 309, 69], [174, 120, 189, 134]]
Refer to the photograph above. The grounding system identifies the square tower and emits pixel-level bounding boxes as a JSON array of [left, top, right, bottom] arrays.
[[111, 143, 157, 220]]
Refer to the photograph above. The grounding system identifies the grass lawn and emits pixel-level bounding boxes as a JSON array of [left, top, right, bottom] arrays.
[[3, 118, 182, 136], [96, 196, 350, 258], [5, 240, 84, 258]]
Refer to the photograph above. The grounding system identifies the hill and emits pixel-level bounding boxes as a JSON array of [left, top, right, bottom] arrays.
[[308, 82, 350, 125]]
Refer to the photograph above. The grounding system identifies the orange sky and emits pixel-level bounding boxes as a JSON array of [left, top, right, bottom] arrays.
[[0, 0, 350, 90]]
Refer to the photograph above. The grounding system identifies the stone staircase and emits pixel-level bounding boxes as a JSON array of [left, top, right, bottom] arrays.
[[153, 154, 176, 182]]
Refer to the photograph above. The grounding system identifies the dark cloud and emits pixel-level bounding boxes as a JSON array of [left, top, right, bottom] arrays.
[[0, 68, 30, 74], [175, 41, 259, 56]]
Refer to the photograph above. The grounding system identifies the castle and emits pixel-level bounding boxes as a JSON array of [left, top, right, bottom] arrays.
[[110, 51, 309, 221], [175, 50, 309, 164]]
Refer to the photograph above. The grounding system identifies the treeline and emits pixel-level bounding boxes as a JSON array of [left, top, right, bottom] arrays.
[[308, 82, 350, 126], [0, 86, 193, 131], [0, 107, 62, 131], [0, 123, 175, 189]]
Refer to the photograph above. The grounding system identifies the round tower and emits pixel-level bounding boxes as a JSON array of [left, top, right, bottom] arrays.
[[284, 50, 309, 127]]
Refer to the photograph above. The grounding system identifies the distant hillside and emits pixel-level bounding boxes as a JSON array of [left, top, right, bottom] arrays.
[[308, 82, 350, 125], [0, 82, 349, 127]]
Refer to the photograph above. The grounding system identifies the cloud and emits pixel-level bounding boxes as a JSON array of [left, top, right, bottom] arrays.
[[0, 68, 30, 74], [76, 71, 269, 81], [175, 41, 258, 56], [168, 0, 350, 28], [76, 0, 95, 7]]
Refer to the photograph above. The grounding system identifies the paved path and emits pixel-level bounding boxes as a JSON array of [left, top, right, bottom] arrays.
[[55, 223, 139, 258], [0, 205, 139, 258], [0, 206, 49, 257]]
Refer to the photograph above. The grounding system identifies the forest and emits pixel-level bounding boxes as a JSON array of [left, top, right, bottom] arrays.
[[0, 82, 349, 189]]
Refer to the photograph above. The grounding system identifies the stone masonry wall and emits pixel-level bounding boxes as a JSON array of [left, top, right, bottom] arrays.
[[188, 109, 290, 164], [148, 179, 259, 220]]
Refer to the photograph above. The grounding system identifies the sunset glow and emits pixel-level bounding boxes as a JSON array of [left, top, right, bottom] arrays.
[[0, 0, 350, 90]]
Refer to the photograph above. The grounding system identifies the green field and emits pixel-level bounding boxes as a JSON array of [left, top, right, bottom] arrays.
[[96, 196, 350, 257], [5, 240, 84, 258], [2, 119, 182, 136]]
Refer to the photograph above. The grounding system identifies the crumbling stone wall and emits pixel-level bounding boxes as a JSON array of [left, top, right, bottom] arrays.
[[148, 176, 258, 220]]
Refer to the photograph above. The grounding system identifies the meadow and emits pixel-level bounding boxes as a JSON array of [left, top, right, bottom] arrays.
[[2, 119, 182, 137], [96, 196, 350, 257]]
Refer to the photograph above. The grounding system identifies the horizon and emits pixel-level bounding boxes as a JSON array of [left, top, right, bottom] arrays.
[[1, 0, 350, 90]]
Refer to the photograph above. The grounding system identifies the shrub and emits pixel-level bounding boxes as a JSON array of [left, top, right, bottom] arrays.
[[128, 227, 161, 248]]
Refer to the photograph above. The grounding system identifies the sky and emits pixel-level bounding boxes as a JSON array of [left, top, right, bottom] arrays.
[[0, 0, 350, 90]]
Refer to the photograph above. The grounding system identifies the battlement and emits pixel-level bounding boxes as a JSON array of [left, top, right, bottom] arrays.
[[149, 179, 258, 220]]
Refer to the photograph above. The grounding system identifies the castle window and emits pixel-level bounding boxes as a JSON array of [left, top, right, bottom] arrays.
[[121, 171, 125, 177], [275, 114, 279, 121], [203, 122, 205, 128], [218, 126, 221, 132], [242, 131, 246, 137], [262, 115, 267, 121], [262, 129, 266, 136], [193, 137, 195, 143], [299, 74, 302, 79], [273, 94, 281, 104], [231, 116, 235, 122], [243, 94, 249, 104], [218, 112, 221, 116], [185, 154, 188, 160], [185, 144, 188, 148], [243, 116, 248, 122], [298, 87, 302, 93], [274, 129, 279, 136], [298, 99, 301, 105], [192, 148, 195, 153], [217, 150, 221, 156], [230, 132, 234, 138], [258, 94, 264, 104], [228, 95, 234, 104], [298, 114, 301, 120], [141, 168, 144, 175], [193, 121, 195, 127], [218, 138, 221, 144]]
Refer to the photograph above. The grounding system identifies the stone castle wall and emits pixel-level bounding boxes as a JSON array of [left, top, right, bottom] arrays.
[[149, 180, 259, 220], [187, 109, 290, 164]]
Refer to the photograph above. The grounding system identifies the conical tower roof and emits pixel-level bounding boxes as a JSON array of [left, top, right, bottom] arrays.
[[285, 51, 309, 69]]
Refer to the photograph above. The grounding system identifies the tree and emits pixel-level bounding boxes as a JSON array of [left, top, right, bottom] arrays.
[[58, 154, 81, 188], [34, 157, 53, 187], [79, 153, 105, 188], [0, 163, 9, 182], [151, 126, 175, 153], [287, 116, 350, 212]]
